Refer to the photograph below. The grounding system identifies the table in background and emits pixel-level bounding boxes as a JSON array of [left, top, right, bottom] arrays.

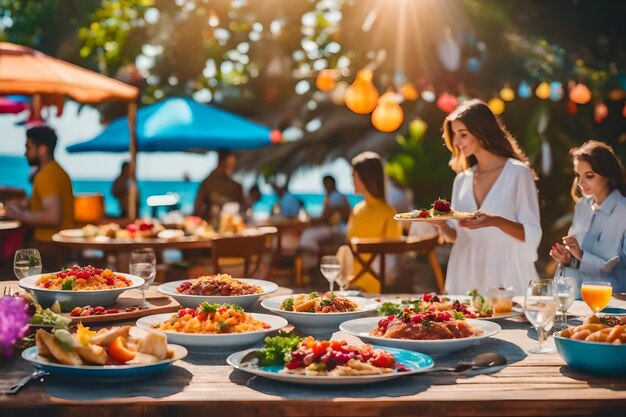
[[1, 284, 625, 417]]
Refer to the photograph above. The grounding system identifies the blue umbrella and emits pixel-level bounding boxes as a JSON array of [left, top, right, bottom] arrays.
[[67, 97, 276, 153]]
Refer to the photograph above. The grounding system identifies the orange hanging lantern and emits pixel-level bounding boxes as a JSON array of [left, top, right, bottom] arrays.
[[487, 98, 505, 115], [535, 82, 551, 100], [436, 93, 458, 113], [623, 103, 626, 118], [608, 88, 625, 101], [344, 69, 379, 114], [399, 82, 418, 101], [594, 101, 609, 123], [315, 69, 336, 92], [499, 86, 515, 102], [567, 100, 578, 115], [569, 83, 592, 104], [270, 129, 282, 144], [371, 92, 404, 132]]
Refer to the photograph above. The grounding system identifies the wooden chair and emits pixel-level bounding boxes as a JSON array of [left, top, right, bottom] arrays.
[[210, 227, 277, 278], [349, 236, 445, 293]]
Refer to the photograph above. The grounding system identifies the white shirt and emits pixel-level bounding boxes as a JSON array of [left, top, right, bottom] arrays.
[[445, 158, 542, 295], [560, 189, 626, 292]]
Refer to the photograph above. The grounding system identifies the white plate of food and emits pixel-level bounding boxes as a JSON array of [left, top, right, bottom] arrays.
[[339, 317, 501, 357], [19, 266, 144, 309], [394, 211, 477, 222], [23, 326, 187, 382], [260, 293, 379, 334], [136, 310, 288, 354], [158, 275, 278, 309], [227, 343, 433, 385], [57, 229, 85, 238]]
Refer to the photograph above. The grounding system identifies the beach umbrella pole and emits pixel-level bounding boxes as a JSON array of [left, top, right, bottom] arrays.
[[128, 101, 138, 220]]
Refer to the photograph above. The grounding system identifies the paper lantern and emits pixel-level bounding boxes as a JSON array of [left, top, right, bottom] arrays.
[[421, 86, 436, 103], [569, 83, 592, 104], [594, 101, 609, 123], [567, 100, 578, 115], [330, 80, 349, 105], [409, 119, 428, 140], [371, 92, 404, 132], [549, 81, 563, 101], [270, 129, 282, 143], [315, 69, 336, 92], [499, 87, 515, 102], [487, 98, 505, 115], [436, 93, 458, 113], [535, 82, 550, 100], [608, 89, 625, 101], [399, 82, 418, 101], [518, 81, 532, 99], [344, 69, 379, 114]]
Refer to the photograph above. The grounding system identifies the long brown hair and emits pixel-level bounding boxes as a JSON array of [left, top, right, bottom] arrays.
[[570, 140, 626, 198], [351, 151, 386, 200], [442, 99, 536, 179]]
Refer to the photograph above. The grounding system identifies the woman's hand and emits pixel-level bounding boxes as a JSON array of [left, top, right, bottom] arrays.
[[550, 242, 572, 266], [458, 212, 498, 229], [561, 235, 583, 261]]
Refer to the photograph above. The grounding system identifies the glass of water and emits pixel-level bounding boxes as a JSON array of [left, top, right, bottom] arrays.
[[129, 248, 156, 306], [554, 276, 577, 330], [320, 255, 341, 293], [524, 279, 558, 354], [14, 248, 42, 279]]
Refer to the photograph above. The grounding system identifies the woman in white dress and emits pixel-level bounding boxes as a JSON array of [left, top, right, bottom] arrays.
[[550, 141, 626, 292], [434, 99, 542, 295]]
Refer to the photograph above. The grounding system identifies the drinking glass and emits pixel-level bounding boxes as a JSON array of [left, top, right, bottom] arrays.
[[129, 248, 157, 306], [554, 276, 577, 330], [524, 279, 558, 354], [581, 281, 612, 315], [13, 248, 42, 279], [320, 255, 341, 293]]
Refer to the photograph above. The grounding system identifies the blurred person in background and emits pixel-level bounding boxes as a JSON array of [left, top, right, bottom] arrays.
[[348, 152, 403, 293], [6, 125, 74, 242], [194, 150, 246, 225]]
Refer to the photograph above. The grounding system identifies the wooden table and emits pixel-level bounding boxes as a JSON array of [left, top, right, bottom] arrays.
[[51, 233, 215, 272], [1, 284, 625, 417]]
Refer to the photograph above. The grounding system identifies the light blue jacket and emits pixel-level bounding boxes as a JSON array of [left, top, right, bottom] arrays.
[[560, 189, 626, 292]]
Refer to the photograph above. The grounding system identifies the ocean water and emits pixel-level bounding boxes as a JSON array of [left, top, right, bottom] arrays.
[[0, 155, 362, 218]]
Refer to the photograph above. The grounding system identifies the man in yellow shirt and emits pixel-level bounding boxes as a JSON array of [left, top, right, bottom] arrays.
[[6, 125, 74, 241]]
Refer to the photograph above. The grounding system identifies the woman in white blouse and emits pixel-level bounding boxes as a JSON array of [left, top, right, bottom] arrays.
[[550, 140, 626, 292], [434, 99, 541, 295]]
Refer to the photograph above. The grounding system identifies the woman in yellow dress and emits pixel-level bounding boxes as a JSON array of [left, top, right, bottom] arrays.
[[347, 152, 403, 293]]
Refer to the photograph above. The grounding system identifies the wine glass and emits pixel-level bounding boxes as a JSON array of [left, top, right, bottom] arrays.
[[581, 281, 612, 315], [129, 248, 156, 306], [524, 279, 558, 354], [320, 255, 341, 293], [13, 248, 42, 279], [554, 276, 577, 330]]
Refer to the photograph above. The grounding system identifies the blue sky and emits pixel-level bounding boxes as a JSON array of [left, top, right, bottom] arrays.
[[0, 102, 354, 194]]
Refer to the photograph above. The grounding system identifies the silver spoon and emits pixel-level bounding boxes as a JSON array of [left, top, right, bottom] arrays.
[[430, 352, 507, 374], [4, 369, 50, 395]]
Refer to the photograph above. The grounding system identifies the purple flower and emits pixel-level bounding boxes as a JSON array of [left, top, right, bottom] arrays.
[[0, 296, 30, 357]]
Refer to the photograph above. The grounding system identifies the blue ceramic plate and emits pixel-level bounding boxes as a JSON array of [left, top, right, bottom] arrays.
[[227, 345, 434, 385], [554, 333, 626, 375], [21, 345, 187, 382]]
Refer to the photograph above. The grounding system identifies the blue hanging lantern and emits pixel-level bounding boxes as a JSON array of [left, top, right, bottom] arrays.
[[518, 81, 532, 99], [549, 81, 563, 101]]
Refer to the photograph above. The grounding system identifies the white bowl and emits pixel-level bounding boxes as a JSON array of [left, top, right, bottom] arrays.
[[19, 273, 144, 309], [339, 317, 501, 357], [260, 295, 379, 334], [136, 312, 287, 354]]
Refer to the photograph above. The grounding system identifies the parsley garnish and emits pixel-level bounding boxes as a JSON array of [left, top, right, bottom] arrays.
[[258, 332, 303, 366], [60, 279, 74, 291], [281, 298, 294, 311]]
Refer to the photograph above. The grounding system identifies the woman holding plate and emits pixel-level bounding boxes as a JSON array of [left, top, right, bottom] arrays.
[[434, 99, 541, 295], [550, 140, 626, 292]]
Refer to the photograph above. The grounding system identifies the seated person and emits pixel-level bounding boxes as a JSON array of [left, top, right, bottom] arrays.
[[347, 152, 403, 293], [194, 150, 246, 225], [112, 161, 132, 218], [6, 125, 74, 242], [300, 175, 351, 268], [273, 184, 303, 218]]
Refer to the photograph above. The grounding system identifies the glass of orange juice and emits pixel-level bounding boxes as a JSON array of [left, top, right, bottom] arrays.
[[581, 281, 612, 314]]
